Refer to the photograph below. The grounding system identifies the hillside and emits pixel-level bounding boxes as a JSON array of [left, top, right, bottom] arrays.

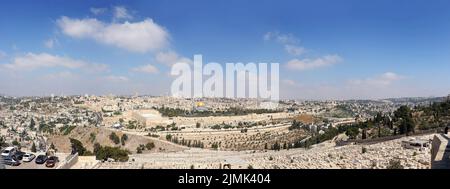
[[47, 126, 185, 154]]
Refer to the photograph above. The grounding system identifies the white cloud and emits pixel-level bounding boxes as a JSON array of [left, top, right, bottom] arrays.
[[284, 45, 305, 56], [44, 38, 58, 48], [1, 52, 109, 73], [380, 72, 403, 81], [155, 51, 192, 66], [42, 71, 78, 80], [286, 54, 342, 71], [57, 16, 169, 53], [264, 32, 305, 56], [348, 72, 404, 87], [3, 53, 85, 71], [57, 17, 103, 38], [264, 32, 298, 44], [266, 31, 342, 70], [90, 7, 107, 15], [113, 6, 133, 20], [131, 64, 159, 74], [103, 75, 129, 82], [282, 79, 300, 87]]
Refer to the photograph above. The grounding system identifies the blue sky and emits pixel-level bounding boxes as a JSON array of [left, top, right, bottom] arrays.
[[0, 0, 449, 99]]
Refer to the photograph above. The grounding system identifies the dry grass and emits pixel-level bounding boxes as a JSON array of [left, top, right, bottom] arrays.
[[293, 114, 318, 124], [48, 126, 184, 154]]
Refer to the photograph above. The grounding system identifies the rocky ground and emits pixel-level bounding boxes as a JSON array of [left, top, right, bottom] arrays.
[[95, 134, 433, 169]]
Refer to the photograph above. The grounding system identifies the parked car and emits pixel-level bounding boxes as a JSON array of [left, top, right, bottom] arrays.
[[45, 156, 58, 168], [22, 153, 36, 162], [1, 147, 17, 157], [13, 151, 25, 160], [35, 155, 48, 164], [3, 157, 21, 166]]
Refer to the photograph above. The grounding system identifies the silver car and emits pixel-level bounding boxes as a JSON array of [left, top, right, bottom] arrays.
[[22, 153, 36, 162]]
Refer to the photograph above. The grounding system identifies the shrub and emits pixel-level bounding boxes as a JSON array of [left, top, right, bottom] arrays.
[[145, 142, 155, 150], [136, 147, 142, 154], [211, 142, 219, 150], [387, 159, 404, 169], [60, 125, 76, 135], [12, 140, 19, 146], [109, 132, 120, 145], [50, 142, 57, 152], [121, 134, 128, 146], [147, 133, 159, 138], [95, 145, 129, 162], [89, 133, 96, 143], [166, 134, 172, 141]]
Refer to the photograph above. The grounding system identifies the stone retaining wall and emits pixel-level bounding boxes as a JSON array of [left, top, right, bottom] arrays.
[[57, 153, 79, 169]]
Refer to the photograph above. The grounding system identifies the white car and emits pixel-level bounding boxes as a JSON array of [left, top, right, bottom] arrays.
[[22, 153, 36, 162], [1, 147, 17, 157]]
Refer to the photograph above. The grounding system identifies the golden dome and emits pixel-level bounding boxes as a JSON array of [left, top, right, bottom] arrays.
[[196, 102, 205, 107]]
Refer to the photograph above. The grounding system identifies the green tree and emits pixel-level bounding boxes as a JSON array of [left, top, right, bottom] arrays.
[[31, 142, 37, 153], [394, 106, 415, 135], [362, 129, 367, 139], [345, 127, 359, 139], [120, 134, 128, 146], [272, 141, 281, 151], [145, 142, 155, 150], [387, 159, 404, 169], [69, 138, 88, 155], [89, 133, 96, 143], [136, 146, 143, 154], [94, 145, 129, 162], [29, 118, 35, 130], [109, 132, 120, 145], [50, 142, 57, 152], [374, 112, 383, 123], [211, 142, 219, 150], [93, 143, 101, 154], [12, 140, 19, 146], [69, 138, 92, 156], [166, 134, 172, 141]]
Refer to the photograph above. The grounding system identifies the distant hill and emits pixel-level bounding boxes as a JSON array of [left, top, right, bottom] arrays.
[[383, 96, 446, 104]]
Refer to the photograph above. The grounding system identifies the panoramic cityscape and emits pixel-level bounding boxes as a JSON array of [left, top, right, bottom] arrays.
[[1, 95, 449, 169], [1, 0, 450, 170]]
